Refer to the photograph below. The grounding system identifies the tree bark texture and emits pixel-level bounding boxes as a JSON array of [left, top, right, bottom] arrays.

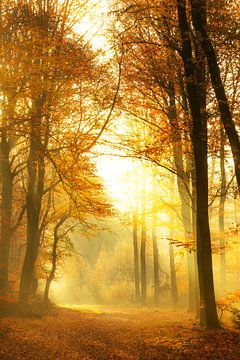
[[19, 104, 48, 304]]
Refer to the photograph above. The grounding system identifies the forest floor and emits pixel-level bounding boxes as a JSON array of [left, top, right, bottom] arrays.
[[0, 304, 240, 360]]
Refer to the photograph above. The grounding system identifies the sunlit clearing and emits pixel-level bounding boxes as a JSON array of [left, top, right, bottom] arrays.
[[59, 304, 105, 313]]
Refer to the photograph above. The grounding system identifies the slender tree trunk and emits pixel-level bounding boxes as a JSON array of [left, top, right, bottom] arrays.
[[177, 0, 220, 328], [178, 72, 198, 312], [169, 178, 178, 306], [190, 0, 240, 190], [191, 165, 200, 319], [219, 126, 226, 294], [169, 242, 178, 306], [140, 168, 147, 306], [0, 140, 13, 294], [152, 212, 160, 306], [192, 64, 219, 327], [0, 97, 16, 294], [133, 211, 140, 303]]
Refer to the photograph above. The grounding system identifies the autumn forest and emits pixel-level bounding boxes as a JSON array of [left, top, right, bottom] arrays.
[[0, 0, 240, 359]]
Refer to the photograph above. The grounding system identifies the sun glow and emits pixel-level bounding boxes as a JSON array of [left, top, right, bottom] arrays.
[[96, 155, 140, 212], [74, 0, 110, 50]]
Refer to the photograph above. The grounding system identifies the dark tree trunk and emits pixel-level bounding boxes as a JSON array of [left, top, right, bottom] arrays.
[[169, 180, 178, 306], [0, 140, 13, 294], [190, 0, 240, 190], [133, 211, 140, 303], [0, 96, 16, 294], [219, 126, 226, 294], [19, 112, 47, 304], [152, 212, 160, 306], [177, 0, 220, 328], [191, 166, 200, 319], [19, 8, 50, 304], [169, 242, 178, 306]]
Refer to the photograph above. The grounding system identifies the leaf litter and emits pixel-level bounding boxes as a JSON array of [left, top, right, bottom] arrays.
[[0, 306, 240, 359]]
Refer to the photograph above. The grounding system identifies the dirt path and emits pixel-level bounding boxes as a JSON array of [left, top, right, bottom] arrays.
[[0, 306, 240, 359]]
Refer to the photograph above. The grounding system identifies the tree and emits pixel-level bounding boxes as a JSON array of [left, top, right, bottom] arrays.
[[177, 0, 220, 328], [113, 0, 223, 327], [112, 0, 197, 312], [0, 0, 119, 304], [0, 0, 29, 294], [140, 167, 147, 305]]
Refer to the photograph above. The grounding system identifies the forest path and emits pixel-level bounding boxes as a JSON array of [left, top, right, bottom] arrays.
[[0, 306, 240, 359]]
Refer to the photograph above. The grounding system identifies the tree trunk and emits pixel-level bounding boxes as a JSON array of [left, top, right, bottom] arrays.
[[191, 166, 200, 319], [219, 126, 226, 294], [19, 7, 50, 304], [0, 96, 16, 294], [19, 113, 46, 304], [0, 140, 13, 294], [169, 178, 178, 306], [140, 166, 147, 306], [169, 176, 178, 306], [177, 0, 220, 328], [152, 212, 160, 306], [168, 83, 195, 312], [169, 242, 178, 306], [133, 211, 140, 303], [190, 0, 240, 190]]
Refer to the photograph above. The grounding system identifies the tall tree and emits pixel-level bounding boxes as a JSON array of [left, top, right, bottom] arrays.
[[0, 1, 28, 294], [177, 0, 220, 328], [16, 0, 117, 304]]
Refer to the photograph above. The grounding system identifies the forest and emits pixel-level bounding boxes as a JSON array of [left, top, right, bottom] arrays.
[[0, 0, 240, 359]]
